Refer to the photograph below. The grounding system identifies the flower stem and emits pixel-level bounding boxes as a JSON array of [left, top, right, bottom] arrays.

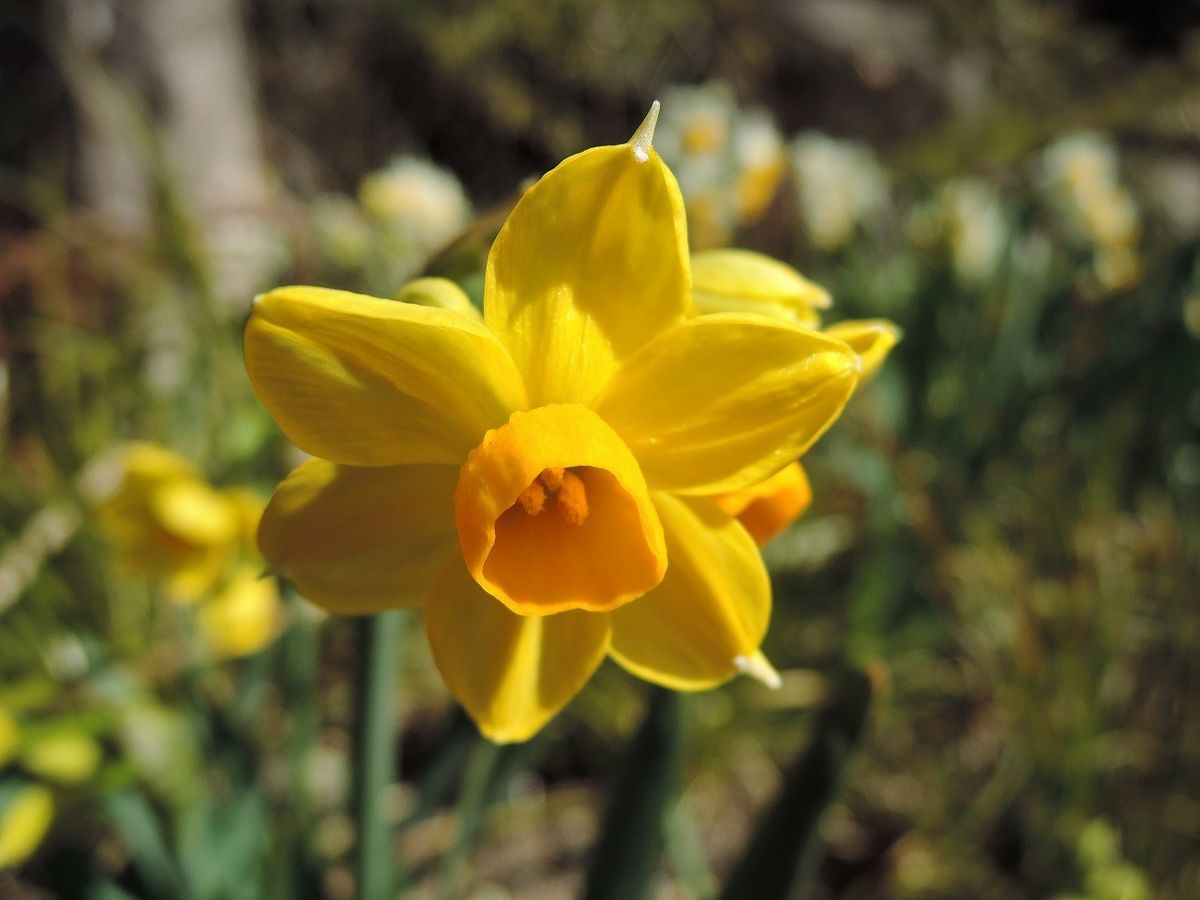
[[717, 667, 873, 900], [582, 687, 684, 900], [351, 610, 404, 900]]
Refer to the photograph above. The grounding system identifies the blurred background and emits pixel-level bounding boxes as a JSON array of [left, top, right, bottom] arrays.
[[3, 0, 1200, 897]]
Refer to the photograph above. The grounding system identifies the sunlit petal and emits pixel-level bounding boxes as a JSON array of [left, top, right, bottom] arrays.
[[425, 560, 611, 743], [596, 314, 858, 494], [246, 286, 527, 466], [484, 107, 691, 405], [822, 319, 902, 383], [610, 493, 774, 690], [259, 459, 460, 614]]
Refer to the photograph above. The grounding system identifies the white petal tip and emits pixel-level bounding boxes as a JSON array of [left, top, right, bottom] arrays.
[[630, 100, 661, 163], [735, 652, 782, 689]]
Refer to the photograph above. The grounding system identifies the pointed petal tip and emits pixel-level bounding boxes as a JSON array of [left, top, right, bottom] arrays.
[[735, 651, 782, 689], [630, 100, 661, 162]]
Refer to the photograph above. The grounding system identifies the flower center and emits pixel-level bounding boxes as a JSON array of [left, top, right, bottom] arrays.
[[516, 467, 589, 525], [454, 404, 667, 616]]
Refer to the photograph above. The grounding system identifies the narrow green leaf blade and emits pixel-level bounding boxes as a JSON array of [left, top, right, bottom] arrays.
[[582, 687, 684, 900], [718, 668, 873, 900]]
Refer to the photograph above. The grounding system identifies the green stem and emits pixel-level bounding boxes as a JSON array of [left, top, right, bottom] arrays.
[[441, 736, 504, 897], [717, 668, 873, 900], [582, 687, 685, 900], [351, 611, 405, 900]]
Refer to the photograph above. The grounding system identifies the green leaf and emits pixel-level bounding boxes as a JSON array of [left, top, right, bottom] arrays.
[[718, 668, 873, 900], [105, 789, 186, 900], [582, 687, 684, 900]]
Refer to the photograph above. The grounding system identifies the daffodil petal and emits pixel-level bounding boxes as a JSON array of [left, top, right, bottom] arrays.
[[715, 462, 812, 545], [691, 249, 830, 326], [246, 286, 527, 466], [455, 404, 665, 616], [396, 277, 481, 320], [484, 116, 691, 406], [425, 560, 610, 743], [259, 459, 460, 614], [822, 319, 901, 383], [595, 314, 859, 494], [610, 493, 772, 690]]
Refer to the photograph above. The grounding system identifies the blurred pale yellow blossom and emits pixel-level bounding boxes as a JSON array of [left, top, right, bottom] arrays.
[[655, 83, 786, 248], [1041, 133, 1142, 291], [790, 133, 888, 251], [312, 193, 373, 271], [909, 178, 1007, 284]]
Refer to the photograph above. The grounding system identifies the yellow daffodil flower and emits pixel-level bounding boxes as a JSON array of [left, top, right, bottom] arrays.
[[246, 104, 860, 742], [95, 444, 281, 659], [0, 784, 54, 869], [715, 463, 813, 545], [690, 249, 900, 545]]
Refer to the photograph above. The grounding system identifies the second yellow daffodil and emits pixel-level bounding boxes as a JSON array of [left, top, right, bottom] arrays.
[[246, 105, 861, 741], [690, 247, 901, 545]]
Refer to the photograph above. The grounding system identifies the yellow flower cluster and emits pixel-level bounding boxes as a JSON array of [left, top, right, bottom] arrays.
[[313, 156, 473, 286], [1041, 133, 1142, 292], [691, 248, 900, 543], [246, 105, 897, 741], [95, 443, 280, 659], [654, 83, 787, 249], [790, 133, 888, 252]]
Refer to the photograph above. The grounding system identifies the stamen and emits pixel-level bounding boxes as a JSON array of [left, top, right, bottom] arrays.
[[517, 480, 546, 515], [555, 471, 589, 525], [538, 467, 565, 491]]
